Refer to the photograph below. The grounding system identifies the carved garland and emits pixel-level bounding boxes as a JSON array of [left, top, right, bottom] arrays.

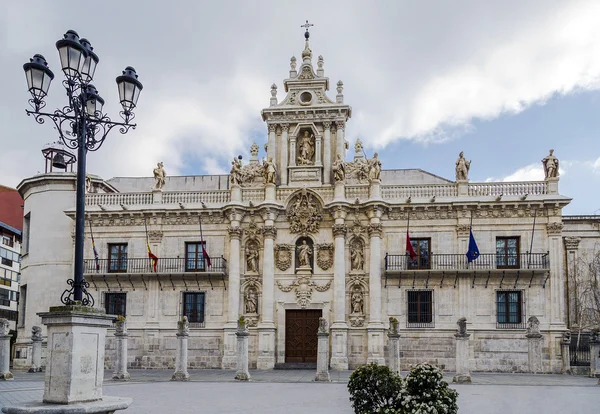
[[277, 276, 332, 308]]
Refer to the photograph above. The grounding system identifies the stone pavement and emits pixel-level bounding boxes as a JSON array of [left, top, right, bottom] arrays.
[[0, 370, 598, 413]]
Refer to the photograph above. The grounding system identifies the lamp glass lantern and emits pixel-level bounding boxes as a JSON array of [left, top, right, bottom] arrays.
[[116, 66, 143, 112], [55, 30, 87, 79], [23, 54, 55, 101], [84, 85, 105, 118], [79, 38, 99, 83]]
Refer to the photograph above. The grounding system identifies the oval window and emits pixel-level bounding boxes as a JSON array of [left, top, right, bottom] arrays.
[[299, 91, 312, 105]]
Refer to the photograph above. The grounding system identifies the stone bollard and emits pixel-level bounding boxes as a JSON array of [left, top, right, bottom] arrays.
[[29, 326, 43, 373], [560, 331, 572, 375], [172, 316, 190, 381], [0, 319, 13, 380], [387, 317, 401, 374], [590, 329, 600, 379], [452, 317, 471, 383], [112, 317, 130, 381], [315, 317, 330, 382], [526, 316, 543, 374], [234, 316, 251, 381]]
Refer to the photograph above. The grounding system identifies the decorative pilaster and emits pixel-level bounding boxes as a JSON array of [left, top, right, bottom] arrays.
[[452, 318, 471, 383], [112, 318, 130, 381], [323, 121, 332, 184], [387, 318, 400, 374], [315, 318, 331, 382], [331, 209, 348, 370], [367, 211, 385, 365], [267, 123, 277, 161], [526, 316, 543, 374], [290, 135, 297, 167], [223, 224, 243, 369], [315, 134, 322, 166], [547, 222, 565, 326], [564, 237, 581, 327], [258, 222, 277, 370], [172, 317, 190, 381], [0, 319, 12, 380], [29, 326, 43, 373], [335, 120, 345, 160], [234, 317, 251, 381], [281, 123, 289, 185]]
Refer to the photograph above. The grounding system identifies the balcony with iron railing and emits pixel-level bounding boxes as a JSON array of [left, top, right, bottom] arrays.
[[84, 257, 227, 276]]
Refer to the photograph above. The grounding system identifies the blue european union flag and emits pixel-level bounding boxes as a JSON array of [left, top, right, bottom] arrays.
[[466, 228, 480, 263]]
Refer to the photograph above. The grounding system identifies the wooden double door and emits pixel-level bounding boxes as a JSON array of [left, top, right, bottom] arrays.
[[285, 309, 322, 363]]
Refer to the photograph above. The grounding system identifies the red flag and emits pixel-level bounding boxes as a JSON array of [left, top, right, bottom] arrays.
[[406, 231, 417, 260], [202, 245, 212, 268], [147, 243, 158, 272]]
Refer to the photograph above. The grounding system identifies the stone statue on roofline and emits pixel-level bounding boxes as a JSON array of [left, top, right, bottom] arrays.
[[153, 162, 166, 190], [455, 152, 470, 181], [230, 157, 242, 185], [542, 149, 559, 179], [368, 152, 382, 181]]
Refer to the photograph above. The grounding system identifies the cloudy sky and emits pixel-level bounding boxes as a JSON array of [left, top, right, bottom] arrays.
[[1, 0, 599, 214]]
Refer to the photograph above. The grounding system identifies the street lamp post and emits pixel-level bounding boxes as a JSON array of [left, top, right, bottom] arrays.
[[23, 29, 143, 307]]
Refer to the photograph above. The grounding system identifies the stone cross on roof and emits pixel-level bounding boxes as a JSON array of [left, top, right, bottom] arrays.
[[301, 20, 314, 36]]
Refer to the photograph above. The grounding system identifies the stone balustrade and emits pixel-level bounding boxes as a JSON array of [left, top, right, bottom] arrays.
[[468, 181, 548, 196], [381, 184, 458, 199]]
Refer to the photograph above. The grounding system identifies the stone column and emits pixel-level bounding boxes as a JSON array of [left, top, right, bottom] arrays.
[[315, 318, 331, 382], [367, 208, 385, 365], [172, 316, 190, 381], [323, 121, 332, 184], [29, 326, 43, 373], [590, 331, 600, 378], [331, 213, 348, 370], [335, 120, 345, 160], [290, 135, 297, 167], [452, 318, 471, 383], [526, 316, 543, 374], [561, 331, 572, 375], [548, 223, 566, 327], [387, 318, 400, 374], [315, 134, 323, 166], [234, 317, 251, 381], [223, 220, 243, 369], [257, 220, 277, 370], [112, 318, 130, 381], [0, 319, 12, 380], [267, 123, 277, 162], [281, 124, 289, 186], [564, 237, 581, 327]]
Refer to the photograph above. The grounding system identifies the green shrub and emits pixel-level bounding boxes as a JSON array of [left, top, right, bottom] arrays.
[[347, 363, 403, 414], [400, 363, 458, 414]]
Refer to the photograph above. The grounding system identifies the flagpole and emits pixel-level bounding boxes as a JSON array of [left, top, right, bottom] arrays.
[[198, 213, 211, 268], [144, 216, 151, 271], [527, 209, 537, 269], [467, 211, 473, 269], [89, 219, 99, 272]]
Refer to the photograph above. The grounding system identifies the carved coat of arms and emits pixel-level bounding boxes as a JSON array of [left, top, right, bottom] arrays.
[[316, 243, 333, 270], [286, 190, 322, 234], [275, 244, 294, 271]]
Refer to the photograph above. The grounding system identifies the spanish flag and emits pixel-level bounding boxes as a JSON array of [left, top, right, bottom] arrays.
[[202, 244, 211, 268], [147, 242, 158, 272]]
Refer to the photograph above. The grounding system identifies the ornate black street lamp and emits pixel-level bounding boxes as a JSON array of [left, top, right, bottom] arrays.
[[23, 30, 143, 307]]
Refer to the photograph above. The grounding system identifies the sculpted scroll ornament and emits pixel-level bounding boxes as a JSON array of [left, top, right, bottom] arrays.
[[275, 244, 294, 271], [286, 190, 323, 234], [315, 243, 334, 270], [277, 274, 332, 308]]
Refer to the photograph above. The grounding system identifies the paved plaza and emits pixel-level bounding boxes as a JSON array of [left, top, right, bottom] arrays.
[[0, 370, 598, 413]]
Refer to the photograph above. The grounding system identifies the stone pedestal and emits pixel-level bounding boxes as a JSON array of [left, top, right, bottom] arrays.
[[231, 183, 242, 203], [256, 325, 276, 370], [315, 320, 330, 382], [234, 319, 250, 381], [0, 319, 13, 380], [387, 328, 400, 374], [547, 177, 559, 195], [457, 180, 468, 197], [265, 183, 276, 202], [29, 327, 43, 373], [334, 181, 345, 201], [369, 179, 381, 200], [590, 338, 600, 378], [151, 188, 162, 204], [172, 317, 190, 381], [560, 337, 572, 375], [112, 319, 130, 381], [452, 334, 471, 383], [329, 326, 348, 370], [527, 334, 543, 374]]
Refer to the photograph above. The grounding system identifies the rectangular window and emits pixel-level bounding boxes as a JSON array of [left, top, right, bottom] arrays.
[[407, 290, 434, 327], [496, 237, 520, 269], [182, 292, 205, 324], [496, 290, 524, 328], [23, 213, 30, 254], [1, 236, 13, 248], [18, 285, 26, 327], [108, 243, 128, 273], [105, 292, 127, 316], [408, 238, 431, 270], [1, 257, 12, 267], [0, 288, 10, 307], [185, 242, 206, 272]]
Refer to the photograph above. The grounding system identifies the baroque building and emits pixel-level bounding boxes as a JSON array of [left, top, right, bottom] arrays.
[[13, 32, 600, 373]]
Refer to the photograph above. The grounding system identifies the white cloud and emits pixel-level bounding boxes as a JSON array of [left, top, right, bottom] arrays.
[[501, 164, 545, 182]]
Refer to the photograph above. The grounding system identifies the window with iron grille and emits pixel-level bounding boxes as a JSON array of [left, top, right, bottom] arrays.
[[496, 237, 520, 269], [496, 290, 524, 328], [108, 243, 128, 273], [408, 238, 431, 270], [182, 292, 205, 325], [407, 290, 434, 327], [105, 292, 127, 316], [185, 242, 206, 272]]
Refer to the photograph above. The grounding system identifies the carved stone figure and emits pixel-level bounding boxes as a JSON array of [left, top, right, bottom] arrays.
[[115, 317, 127, 335], [31, 326, 42, 341], [245, 288, 258, 314], [0, 319, 9, 336], [230, 157, 242, 185], [297, 240, 312, 268], [85, 174, 92, 193], [351, 290, 364, 314], [297, 131, 315, 165], [350, 241, 364, 271], [389, 317, 399, 335], [177, 316, 189, 336], [354, 138, 363, 155], [542, 149, 559, 179], [245, 246, 259, 273], [250, 142, 259, 158], [153, 162, 166, 190], [562, 331, 571, 344], [332, 154, 345, 182], [318, 317, 328, 333], [527, 316, 541, 336], [455, 152, 470, 181], [263, 157, 277, 184], [456, 317, 467, 336], [286, 190, 323, 234], [345, 158, 370, 183], [368, 153, 382, 181]]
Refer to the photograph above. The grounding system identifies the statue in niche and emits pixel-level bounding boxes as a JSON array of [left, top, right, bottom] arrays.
[[263, 157, 277, 184], [245, 245, 259, 273], [542, 149, 559, 179], [332, 154, 346, 182], [368, 152, 382, 181], [153, 162, 166, 190], [230, 157, 242, 185], [455, 152, 471, 181], [296, 239, 313, 268], [245, 288, 258, 314], [351, 289, 364, 314], [350, 241, 364, 271], [297, 131, 315, 165]]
